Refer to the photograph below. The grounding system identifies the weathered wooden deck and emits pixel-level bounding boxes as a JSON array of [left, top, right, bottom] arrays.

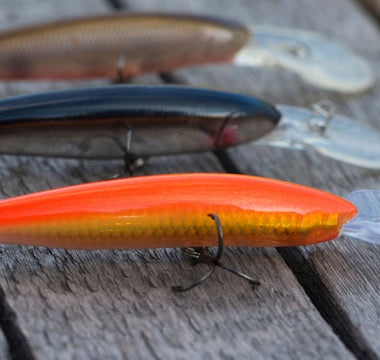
[[0, 0, 380, 359]]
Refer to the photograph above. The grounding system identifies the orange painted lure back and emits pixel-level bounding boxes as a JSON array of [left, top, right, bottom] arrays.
[[0, 173, 357, 250]]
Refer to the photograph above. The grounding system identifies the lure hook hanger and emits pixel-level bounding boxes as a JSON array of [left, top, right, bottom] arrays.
[[172, 214, 260, 292]]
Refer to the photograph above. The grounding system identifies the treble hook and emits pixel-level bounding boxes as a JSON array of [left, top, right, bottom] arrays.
[[172, 213, 260, 292], [110, 124, 145, 179]]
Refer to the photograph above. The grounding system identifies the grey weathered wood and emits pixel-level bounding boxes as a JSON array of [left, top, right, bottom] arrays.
[[123, 0, 380, 358], [0, 330, 9, 360], [0, 0, 375, 359]]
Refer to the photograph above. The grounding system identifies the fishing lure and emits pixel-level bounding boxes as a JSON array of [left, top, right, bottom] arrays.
[[1, 85, 380, 170], [0, 85, 280, 162], [0, 173, 377, 291], [0, 13, 373, 93]]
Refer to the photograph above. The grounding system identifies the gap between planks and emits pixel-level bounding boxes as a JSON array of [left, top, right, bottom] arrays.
[[0, 285, 35, 360]]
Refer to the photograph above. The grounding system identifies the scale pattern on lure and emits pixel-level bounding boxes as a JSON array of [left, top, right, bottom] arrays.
[[0, 174, 358, 249]]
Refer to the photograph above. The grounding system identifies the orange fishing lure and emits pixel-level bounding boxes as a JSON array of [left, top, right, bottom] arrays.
[[0, 173, 357, 250]]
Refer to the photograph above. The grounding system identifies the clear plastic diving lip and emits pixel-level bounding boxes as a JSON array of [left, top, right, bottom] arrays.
[[342, 190, 380, 245], [233, 26, 374, 93], [255, 101, 380, 170]]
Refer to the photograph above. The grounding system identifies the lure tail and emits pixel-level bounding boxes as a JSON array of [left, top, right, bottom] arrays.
[[341, 191, 380, 244]]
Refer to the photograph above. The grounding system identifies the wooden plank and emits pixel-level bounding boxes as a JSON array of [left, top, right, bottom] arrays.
[[0, 326, 10, 360], [123, 0, 380, 357], [0, 0, 363, 359]]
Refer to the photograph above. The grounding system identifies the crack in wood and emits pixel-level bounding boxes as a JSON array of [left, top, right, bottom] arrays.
[[105, 0, 127, 10], [0, 287, 35, 360], [213, 150, 242, 175], [159, 72, 187, 84], [277, 247, 378, 360]]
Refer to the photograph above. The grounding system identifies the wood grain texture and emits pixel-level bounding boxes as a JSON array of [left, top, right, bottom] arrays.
[[123, 0, 380, 358], [0, 0, 375, 359], [0, 328, 10, 360]]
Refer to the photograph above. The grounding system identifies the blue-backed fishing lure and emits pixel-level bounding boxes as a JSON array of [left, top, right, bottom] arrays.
[[0, 85, 379, 169], [0, 85, 279, 161]]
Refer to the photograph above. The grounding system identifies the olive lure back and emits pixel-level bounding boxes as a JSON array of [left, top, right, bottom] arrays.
[[0, 13, 373, 93]]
